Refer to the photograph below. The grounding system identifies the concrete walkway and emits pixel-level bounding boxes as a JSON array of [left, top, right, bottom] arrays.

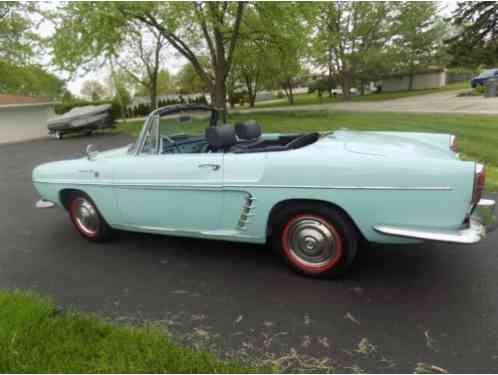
[[234, 90, 498, 116], [119, 90, 498, 122]]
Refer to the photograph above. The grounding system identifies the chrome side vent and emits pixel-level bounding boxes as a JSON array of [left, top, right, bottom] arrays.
[[238, 193, 256, 230]]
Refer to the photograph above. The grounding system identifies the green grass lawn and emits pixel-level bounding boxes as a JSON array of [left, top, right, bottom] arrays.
[[118, 110, 498, 192], [238, 82, 469, 109], [0, 291, 263, 373]]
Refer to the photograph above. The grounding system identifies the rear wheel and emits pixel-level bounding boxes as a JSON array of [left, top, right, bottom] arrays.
[[272, 204, 358, 278], [68, 192, 113, 242]]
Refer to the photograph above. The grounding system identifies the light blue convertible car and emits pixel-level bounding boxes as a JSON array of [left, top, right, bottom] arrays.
[[33, 105, 496, 278]]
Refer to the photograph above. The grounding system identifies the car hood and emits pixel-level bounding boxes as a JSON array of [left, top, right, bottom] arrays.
[[331, 130, 455, 160]]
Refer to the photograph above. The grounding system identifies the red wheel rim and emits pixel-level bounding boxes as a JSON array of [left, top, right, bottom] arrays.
[[281, 214, 343, 272], [69, 196, 100, 239]]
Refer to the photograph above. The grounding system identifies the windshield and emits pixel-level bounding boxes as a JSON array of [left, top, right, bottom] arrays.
[[133, 107, 216, 155]]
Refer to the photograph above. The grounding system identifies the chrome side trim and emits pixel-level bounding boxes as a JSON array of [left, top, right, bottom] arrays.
[[225, 185, 452, 191], [238, 193, 256, 230], [33, 180, 452, 191], [112, 223, 261, 241]]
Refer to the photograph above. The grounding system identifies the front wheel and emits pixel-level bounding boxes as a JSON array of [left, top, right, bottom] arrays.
[[68, 192, 113, 242], [272, 204, 358, 278]]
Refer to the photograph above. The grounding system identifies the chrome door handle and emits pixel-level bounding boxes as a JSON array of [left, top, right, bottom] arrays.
[[198, 163, 220, 171]]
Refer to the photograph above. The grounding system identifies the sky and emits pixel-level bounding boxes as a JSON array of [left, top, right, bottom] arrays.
[[35, 0, 459, 97]]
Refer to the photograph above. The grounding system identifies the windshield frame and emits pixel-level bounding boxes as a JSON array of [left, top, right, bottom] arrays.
[[129, 104, 221, 156]]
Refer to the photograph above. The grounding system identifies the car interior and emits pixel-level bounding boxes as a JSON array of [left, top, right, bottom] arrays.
[[160, 121, 320, 154]]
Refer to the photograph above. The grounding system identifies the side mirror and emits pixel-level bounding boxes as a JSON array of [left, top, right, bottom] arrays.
[[86, 144, 99, 160]]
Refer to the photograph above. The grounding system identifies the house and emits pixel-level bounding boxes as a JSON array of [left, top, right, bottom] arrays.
[[0, 94, 57, 144], [378, 69, 447, 92]]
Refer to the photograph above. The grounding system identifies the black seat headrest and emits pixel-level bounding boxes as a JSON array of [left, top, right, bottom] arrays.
[[205, 125, 236, 149], [235, 120, 261, 140]]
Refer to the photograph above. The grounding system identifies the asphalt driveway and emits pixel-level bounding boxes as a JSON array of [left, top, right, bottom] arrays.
[[1, 133, 498, 372]]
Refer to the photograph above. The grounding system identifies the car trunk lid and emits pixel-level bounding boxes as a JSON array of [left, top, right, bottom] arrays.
[[331, 130, 455, 160]]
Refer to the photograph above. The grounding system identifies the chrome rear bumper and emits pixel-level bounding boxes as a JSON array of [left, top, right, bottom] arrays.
[[374, 199, 496, 244], [474, 199, 497, 233]]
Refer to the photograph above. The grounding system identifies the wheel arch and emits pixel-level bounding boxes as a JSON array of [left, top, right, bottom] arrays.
[[266, 198, 364, 240], [59, 188, 87, 211]]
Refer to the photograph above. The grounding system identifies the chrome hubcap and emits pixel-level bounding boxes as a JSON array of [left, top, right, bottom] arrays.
[[286, 217, 337, 266], [74, 198, 99, 234]]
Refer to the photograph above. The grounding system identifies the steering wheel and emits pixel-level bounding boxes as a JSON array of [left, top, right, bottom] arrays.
[[161, 135, 181, 154]]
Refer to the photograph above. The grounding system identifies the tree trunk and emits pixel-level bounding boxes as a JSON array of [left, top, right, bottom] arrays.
[[150, 81, 157, 110], [341, 71, 353, 102], [328, 57, 334, 98], [360, 79, 365, 96], [244, 76, 256, 108], [209, 78, 226, 124], [287, 79, 294, 105]]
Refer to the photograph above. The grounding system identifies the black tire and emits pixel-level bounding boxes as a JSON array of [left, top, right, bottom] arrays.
[[271, 203, 358, 278], [85, 130, 93, 136], [55, 131, 63, 140], [67, 192, 114, 242]]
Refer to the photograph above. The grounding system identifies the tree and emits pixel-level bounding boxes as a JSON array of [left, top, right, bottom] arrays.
[[114, 23, 167, 109], [50, 4, 168, 110], [229, 7, 273, 107], [447, 2, 498, 68], [80, 80, 108, 101], [51, 2, 246, 111], [119, 2, 246, 110], [390, 2, 448, 90], [251, 3, 310, 105], [309, 2, 392, 101], [176, 62, 208, 95], [0, 2, 37, 63], [134, 69, 175, 97], [0, 60, 65, 98]]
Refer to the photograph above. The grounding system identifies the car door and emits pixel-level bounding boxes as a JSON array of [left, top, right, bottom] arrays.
[[112, 152, 224, 233]]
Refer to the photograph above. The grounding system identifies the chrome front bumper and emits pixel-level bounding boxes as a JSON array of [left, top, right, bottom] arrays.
[[374, 199, 496, 244]]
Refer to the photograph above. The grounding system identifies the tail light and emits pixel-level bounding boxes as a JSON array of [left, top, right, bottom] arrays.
[[472, 163, 486, 204], [450, 135, 458, 152]]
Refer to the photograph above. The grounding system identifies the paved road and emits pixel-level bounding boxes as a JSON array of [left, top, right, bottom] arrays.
[[1, 133, 498, 372], [235, 90, 498, 116]]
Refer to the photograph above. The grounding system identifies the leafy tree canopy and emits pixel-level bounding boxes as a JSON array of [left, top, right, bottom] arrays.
[[447, 2, 498, 68], [0, 60, 65, 98]]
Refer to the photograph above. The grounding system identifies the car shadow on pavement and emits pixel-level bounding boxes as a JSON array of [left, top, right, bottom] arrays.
[[111, 229, 450, 290]]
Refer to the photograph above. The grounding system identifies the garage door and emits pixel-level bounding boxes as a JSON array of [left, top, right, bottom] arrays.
[[0, 105, 54, 144]]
